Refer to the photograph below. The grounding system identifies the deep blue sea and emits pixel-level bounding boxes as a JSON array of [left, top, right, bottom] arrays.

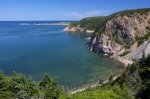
[[0, 21, 122, 87]]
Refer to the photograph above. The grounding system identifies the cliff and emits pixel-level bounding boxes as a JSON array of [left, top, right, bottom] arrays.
[[87, 8, 150, 64]]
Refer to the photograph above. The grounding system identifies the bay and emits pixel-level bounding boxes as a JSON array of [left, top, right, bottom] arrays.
[[0, 21, 122, 87]]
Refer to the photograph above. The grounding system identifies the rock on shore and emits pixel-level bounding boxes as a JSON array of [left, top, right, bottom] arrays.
[[64, 25, 94, 33]]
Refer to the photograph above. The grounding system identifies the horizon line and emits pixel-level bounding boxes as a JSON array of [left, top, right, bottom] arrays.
[[0, 20, 79, 22]]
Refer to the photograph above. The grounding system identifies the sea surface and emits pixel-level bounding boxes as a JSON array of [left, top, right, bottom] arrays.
[[0, 21, 123, 87]]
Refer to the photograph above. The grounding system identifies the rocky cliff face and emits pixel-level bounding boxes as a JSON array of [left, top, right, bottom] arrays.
[[87, 11, 150, 62], [64, 25, 87, 32], [128, 40, 150, 60], [64, 25, 94, 33]]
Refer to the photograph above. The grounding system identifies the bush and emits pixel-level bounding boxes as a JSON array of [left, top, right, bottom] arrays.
[[71, 16, 107, 30], [136, 32, 150, 46], [0, 72, 64, 99], [69, 84, 133, 99]]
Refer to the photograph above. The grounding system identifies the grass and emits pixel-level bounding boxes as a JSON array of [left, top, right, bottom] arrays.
[[136, 32, 150, 46]]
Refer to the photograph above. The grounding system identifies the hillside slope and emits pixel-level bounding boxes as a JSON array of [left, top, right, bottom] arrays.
[[64, 16, 106, 33], [87, 8, 150, 63]]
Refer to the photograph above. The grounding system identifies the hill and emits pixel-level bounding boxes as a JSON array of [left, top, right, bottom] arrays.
[[87, 8, 150, 64], [64, 16, 106, 33]]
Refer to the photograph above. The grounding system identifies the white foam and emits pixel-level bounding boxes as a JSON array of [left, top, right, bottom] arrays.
[[20, 22, 70, 26], [20, 23, 31, 26]]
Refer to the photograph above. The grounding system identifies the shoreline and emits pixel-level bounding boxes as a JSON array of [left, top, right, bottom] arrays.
[[68, 71, 123, 94], [64, 26, 94, 33], [110, 56, 134, 67], [63, 26, 134, 94], [67, 55, 133, 94]]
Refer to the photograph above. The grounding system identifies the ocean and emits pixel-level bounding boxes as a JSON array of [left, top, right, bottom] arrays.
[[0, 21, 122, 87]]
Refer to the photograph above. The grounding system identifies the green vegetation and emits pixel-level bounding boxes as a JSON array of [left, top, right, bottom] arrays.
[[0, 72, 64, 99], [115, 55, 150, 99], [1, 8, 150, 99], [114, 37, 124, 45], [135, 32, 150, 46], [91, 8, 150, 49], [109, 8, 150, 18], [71, 16, 106, 30], [71, 8, 150, 48], [68, 84, 133, 99], [94, 8, 150, 35], [68, 55, 150, 99], [0, 55, 150, 99]]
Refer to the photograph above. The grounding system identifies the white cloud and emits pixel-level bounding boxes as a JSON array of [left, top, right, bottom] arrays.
[[63, 10, 108, 20]]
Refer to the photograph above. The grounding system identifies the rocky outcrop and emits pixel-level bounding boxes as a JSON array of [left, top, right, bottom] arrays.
[[128, 40, 150, 60], [64, 25, 94, 33], [87, 10, 150, 64]]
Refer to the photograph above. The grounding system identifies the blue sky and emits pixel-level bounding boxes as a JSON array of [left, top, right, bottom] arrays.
[[0, 0, 150, 21]]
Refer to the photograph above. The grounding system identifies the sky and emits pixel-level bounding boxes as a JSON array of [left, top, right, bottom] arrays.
[[0, 0, 150, 21]]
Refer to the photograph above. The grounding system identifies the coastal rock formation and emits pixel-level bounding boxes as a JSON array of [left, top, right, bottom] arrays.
[[128, 40, 150, 60], [64, 25, 94, 33], [64, 25, 89, 32], [87, 9, 150, 64]]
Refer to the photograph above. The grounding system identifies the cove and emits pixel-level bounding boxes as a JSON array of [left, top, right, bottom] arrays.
[[0, 21, 123, 87]]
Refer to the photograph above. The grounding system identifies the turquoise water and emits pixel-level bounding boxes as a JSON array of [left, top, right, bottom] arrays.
[[0, 21, 122, 87]]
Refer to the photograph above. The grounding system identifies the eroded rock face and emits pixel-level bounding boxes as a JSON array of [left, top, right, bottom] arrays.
[[87, 34, 123, 56], [87, 12, 150, 59], [128, 40, 150, 60], [64, 25, 94, 33]]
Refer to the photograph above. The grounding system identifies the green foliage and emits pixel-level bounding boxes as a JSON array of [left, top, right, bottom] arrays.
[[94, 8, 150, 35], [68, 84, 133, 99], [68, 54, 150, 99], [114, 37, 124, 45], [40, 74, 60, 99], [70, 8, 150, 37], [114, 55, 150, 98], [135, 32, 150, 46], [0, 54, 150, 99], [0, 72, 64, 99], [0, 72, 13, 99], [109, 8, 150, 18], [71, 16, 107, 30]]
